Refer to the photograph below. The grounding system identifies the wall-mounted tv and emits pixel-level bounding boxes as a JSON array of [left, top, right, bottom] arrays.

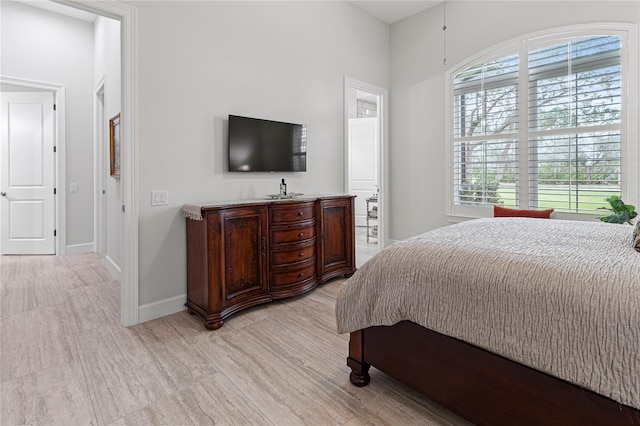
[[228, 115, 307, 172]]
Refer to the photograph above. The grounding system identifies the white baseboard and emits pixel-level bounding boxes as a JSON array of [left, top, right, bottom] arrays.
[[138, 293, 187, 324], [104, 255, 121, 281], [65, 243, 94, 255]]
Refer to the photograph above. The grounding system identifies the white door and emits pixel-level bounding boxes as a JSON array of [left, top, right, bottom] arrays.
[[348, 118, 378, 227], [0, 92, 56, 255]]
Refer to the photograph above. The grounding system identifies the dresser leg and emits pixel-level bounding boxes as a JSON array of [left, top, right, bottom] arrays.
[[204, 319, 224, 330]]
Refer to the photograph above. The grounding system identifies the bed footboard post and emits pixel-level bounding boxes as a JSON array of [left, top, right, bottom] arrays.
[[347, 330, 370, 386]]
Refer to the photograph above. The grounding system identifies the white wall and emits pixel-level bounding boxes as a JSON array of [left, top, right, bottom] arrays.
[[94, 16, 122, 271], [1, 1, 95, 249], [389, 1, 640, 240], [126, 1, 389, 309]]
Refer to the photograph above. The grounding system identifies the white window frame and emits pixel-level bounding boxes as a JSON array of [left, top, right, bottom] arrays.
[[446, 23, 638, 221]]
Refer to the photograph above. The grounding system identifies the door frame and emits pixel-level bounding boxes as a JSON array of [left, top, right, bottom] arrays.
[[0, 76, 66, 256], [57, 0, 139, 327], [94, 76, 106, 258], [343, 76, 388, 248]]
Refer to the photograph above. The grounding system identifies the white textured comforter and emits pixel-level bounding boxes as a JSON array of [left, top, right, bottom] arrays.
[[336, 218, 640, 409]]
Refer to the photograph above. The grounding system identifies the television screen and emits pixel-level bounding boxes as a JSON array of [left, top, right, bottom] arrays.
[[228, 115, 307, 172]]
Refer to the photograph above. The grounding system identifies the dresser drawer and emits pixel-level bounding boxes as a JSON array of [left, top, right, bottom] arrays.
[[270, 203, 315, 224], [271, 240, 316, 266], [271, 223, 316, 244], [270, 261, 316, 287]]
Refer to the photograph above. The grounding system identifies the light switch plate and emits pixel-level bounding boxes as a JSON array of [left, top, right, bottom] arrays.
[[151, 190, 168, 206], [70, 183, 78, 193]]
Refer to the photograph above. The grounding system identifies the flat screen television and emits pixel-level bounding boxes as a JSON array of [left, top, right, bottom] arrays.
[[228, 115, 307, 172]]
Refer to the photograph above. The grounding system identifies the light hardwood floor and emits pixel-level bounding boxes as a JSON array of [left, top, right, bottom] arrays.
[[355, 226, 380, 268], [0, 253, 468, 426]]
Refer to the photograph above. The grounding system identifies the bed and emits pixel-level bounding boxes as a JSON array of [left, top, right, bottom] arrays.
[[336, 218, 640, 425]]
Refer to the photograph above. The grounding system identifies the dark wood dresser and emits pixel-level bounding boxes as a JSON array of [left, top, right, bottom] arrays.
[[185, 195, 356, 329]]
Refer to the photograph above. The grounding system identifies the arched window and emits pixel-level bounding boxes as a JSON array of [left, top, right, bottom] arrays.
[[448, 24, 637, 217]]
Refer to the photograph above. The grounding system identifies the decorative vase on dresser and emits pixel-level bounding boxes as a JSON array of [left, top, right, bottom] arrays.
[[183, 195, 356, 330]]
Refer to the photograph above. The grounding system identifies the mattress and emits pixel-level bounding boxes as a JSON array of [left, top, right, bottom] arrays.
[[336, 218, 640, 409]]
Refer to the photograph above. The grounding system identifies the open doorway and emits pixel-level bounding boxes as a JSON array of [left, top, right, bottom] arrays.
[[54, 0, 135, 325], [65, 0, 139, 327], [344, 77, 387, 267], [3, 0, 139, 326]]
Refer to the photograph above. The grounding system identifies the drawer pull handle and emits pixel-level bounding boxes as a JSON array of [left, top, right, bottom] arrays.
[[299, 272, 305, 277], [298, 211, 304, 216], [299, 232, 304, 237], [299, 252, 305, 257]]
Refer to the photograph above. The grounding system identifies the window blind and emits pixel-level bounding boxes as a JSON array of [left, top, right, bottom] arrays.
[[528, 36, 621, 213], [451, 33, 623, 214], [453, 55, 519, 207]]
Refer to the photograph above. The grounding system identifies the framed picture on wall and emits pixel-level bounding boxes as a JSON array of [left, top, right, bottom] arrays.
[[109, 113, 121, 178]]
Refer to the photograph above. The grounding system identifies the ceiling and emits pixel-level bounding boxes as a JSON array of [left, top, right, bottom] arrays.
[[12, 0, 97, 22], [350, 1, 440, 24], [14, 0, 440, 26]]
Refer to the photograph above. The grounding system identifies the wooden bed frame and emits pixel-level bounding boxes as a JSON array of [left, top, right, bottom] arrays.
[[348, 321, 640, 425]]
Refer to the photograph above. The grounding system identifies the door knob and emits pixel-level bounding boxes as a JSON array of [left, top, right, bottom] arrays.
[[1, 191, 6, 197]]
